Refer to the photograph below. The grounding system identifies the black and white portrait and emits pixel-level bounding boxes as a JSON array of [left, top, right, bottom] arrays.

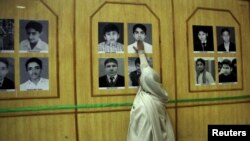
[[0, 19, 14, 52], [99, 58, 124, 88], [195, 57, 215, 85], [218, 57, 237, 84], [98, 22, 124, 53], [128, 23, 152, 53], [128, 57, 153, 87], [216, 26, 236, 53], [192, 25, 214, 52], [0, 57, 15, 91], [20, 57, 49, 91], [19, 20, 48, 53]]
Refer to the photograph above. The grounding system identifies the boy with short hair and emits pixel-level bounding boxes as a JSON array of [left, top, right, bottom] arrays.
[[20, 21, 48, 52], [98, 23, 124, 53], [219, 59, 237, 83]]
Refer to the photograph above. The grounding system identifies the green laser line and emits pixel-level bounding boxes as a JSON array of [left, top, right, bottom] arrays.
[[0, 95, 250, 113]]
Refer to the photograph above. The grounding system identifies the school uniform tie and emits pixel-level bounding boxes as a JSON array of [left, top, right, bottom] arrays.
[[110, 76, 115, 86], [202, 43, 206, 51]]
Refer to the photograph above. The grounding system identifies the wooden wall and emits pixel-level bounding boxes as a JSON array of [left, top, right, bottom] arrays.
[[0, 0, 249, 141]]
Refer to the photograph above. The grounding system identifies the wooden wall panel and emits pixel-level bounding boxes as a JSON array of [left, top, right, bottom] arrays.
[[78, 109, 176, 141], [177, 103, 250, 141], [0, 114, 76, 141], [0, 0, 75, 116], [75, 0, 176, 108], [173, 0, 250, 105], [75, 0, 177, 140], [0, 0, 249, 141], [173, 0, 250, 140]]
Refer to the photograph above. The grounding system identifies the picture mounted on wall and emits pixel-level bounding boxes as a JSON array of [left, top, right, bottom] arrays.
[[99, 58, 125, 89], [98, 22, 124, 53], [127, 23, 152, 54], [0, 19, 14, 52], [192, 25, 214, 53], [216, 26, 236, 53], [0, 57, 15, 91], [218, 57, 237, 84], [128, 57, 153, 87], [19, 57, 49, 91], [195, 57, 215, 85], [19, 20, 49, 53]]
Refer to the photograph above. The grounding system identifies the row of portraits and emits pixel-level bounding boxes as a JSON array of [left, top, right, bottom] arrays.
[[0, 57, 49, 91], [98, 57, 152, 89], [98, 22, 152, 53], [193, 25, 237, 53], [195, 57, 237, 85], [0, 19, 48, 53], [0, 57, 153, 91]]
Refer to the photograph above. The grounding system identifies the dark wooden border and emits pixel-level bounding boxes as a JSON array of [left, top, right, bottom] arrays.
[[186, 7, 244, 93], [89, 2, 161, 97], [72, 0, 79, 140], [0, 0, 60, 100], [171, 0, 178, 140]]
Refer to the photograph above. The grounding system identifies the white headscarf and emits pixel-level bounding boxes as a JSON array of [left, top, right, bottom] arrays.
[[140, 66, 168, 103]]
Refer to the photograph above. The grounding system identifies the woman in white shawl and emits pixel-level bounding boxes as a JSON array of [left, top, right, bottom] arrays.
[[127, 41, 175, 141]]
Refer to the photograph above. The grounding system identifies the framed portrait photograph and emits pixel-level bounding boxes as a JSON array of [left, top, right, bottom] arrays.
[[127, 23, 152, 54], [194, 57, 215, 85], [0, 57, 15, 91], [218, 57, 237, 84], [0, 19, 14, 52], [19, 20, 49, 53], [19, 57, 49, 91], [128, 57, 153, 88], [216, 26, 236, 53], [192, 25, 214, 53], [98, 22, 124, 53], [98, 58, 125, 89]]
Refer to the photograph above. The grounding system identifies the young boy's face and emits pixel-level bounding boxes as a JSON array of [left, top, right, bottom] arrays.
[[104, 31, 120, 44], [196, 61, 205, 73], [27, 62, 41, 81], [222, 64, 232, 76], [105, 62, 118, 77], [198, 31, 208, 42], [133, 27, 146, 41], [27, 28, 42, 43], [222, 31, 230, 43], [0, 62, 9, 81]]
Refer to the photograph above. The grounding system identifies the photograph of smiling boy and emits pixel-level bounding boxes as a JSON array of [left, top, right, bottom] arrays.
[[20, 57, 49, 91], [19, 20, 48, 52], [192, 25, 214, 52], [98, 22, 124, 53], [128, 23, 152, 53], [99, 58, 124, 88]]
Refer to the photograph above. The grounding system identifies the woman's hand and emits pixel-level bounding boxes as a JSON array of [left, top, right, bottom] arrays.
[[133, 40, 144, 53]]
